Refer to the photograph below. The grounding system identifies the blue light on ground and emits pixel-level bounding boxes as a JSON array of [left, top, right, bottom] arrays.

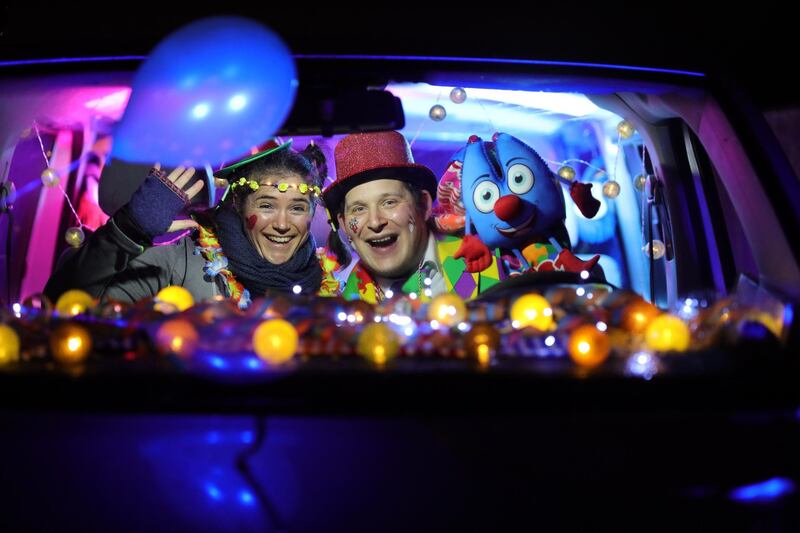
[[729, 477, 796, 503]]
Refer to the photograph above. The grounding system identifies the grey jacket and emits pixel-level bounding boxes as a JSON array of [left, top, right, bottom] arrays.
[[45, 215, 221, 304]]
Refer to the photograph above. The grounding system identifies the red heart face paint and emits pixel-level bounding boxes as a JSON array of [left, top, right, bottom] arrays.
[[246, 215, 258, 230], [348, 217, 360, 234]]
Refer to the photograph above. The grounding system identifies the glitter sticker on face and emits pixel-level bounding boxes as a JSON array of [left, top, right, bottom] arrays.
[[348, 217, 360, 234]]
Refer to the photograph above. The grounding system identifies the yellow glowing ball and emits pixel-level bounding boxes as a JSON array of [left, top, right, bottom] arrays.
[[55, 289, 95, 317], [557, 166, 576, 181], [0, 324, 21, 365], [510, 293, 554, 331], [621, 299, 661, 333], [464, 323, 500, 366], [357, 322, 400, 366], [427, 293, 468, 327], [253, 319, 298, 365], [617, 120, 635, 139], [50, 323, 92, 365], [155, 286, 194, 312], [155, 319, 199, 358], [568, 324, 611, 368], [645, 314, 690, 352], [634, 174, 648, 191]]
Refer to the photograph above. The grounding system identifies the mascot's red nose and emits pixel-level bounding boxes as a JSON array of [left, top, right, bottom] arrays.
[[494, 195, 522, 222]]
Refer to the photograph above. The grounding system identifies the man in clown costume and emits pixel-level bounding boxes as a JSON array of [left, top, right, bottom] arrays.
[[322, 131, 508, 304]]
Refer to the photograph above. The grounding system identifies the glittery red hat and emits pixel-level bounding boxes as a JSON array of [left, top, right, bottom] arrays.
[[322, 131, 437, 219]]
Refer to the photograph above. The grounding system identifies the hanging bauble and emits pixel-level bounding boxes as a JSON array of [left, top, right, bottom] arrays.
[[617, 120, 635, 139], [633, 174, 647, 191], [40, 168, 60, 188], [557, 166, 576, 181], [429, 104, 447, 122], [449, 87, 467, 104], [65, 226, 85, 248], [643, 240, 666, 260], [602, 180, 621, 198]]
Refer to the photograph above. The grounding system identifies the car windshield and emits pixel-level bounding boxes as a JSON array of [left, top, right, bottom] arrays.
[[0, 53, 797, 382]]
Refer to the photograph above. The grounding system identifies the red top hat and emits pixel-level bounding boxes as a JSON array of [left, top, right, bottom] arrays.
[[322, 131, 437, 219]]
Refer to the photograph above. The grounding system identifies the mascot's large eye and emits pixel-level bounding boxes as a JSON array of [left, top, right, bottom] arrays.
[[507, 164, 534, 194], [473, 181, 501, 213]]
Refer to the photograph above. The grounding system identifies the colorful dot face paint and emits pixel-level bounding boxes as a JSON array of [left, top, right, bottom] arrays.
[[340, 179, 430, 279]]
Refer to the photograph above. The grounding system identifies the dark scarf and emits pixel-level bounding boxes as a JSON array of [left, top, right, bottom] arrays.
[[214, 207, 322, 296]]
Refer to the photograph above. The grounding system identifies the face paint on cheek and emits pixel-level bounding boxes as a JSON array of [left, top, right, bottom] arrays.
[[246, 215, 258, 230], [348, 217, 359, 234]]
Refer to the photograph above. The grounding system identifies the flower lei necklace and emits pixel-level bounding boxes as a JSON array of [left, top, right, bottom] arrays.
[[194, 224, 342, 308]]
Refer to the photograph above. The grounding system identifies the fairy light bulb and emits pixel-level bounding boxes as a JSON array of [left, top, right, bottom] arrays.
[[558, 166, 576, 181], [0, 324, 21, 365], [155, 285, 194, 312], [155, 319, 199, 358], [357, 322, 399, 366], [429, 104, 447, 122], [617, 120, 635, 139], [510, 293, 554, 331], [645, 314, 690, 352], [602, 180, 621, 198], [55, 289, 94, 317], [621, 299, 661, 333], [567, 324, 611, 368], [253, 319, 298, 365], [427, 294, 467, 327], [65, 226, 85, 248], [449, 87, 467, 104], [50, 323, 92, 365], [40, 167, 60, 188]]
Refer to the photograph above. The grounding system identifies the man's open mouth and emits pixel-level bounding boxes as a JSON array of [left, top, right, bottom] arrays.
[[497, 212, 536, 237], [366, 235, 398, 248], [265, 235, 295, 244]]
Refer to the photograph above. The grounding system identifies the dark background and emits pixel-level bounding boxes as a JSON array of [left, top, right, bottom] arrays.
[[0, 3, 795, 109]]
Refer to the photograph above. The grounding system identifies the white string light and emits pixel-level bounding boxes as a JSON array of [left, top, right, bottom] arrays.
[[33, 122, 84, 230]]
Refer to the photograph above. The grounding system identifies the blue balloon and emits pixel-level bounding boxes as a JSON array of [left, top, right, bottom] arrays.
[[113, 17, 297, 166]]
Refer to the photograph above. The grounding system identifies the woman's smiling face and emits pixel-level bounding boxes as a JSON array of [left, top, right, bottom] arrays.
[[241, 173, 314, 265]]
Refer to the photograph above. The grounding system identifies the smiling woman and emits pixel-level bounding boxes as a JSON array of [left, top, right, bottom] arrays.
[[44, 140, 342, 308]]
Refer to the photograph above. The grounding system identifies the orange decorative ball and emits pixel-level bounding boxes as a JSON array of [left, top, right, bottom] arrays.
[[621, 299, 661, 333], [568, 324, 611, 368]]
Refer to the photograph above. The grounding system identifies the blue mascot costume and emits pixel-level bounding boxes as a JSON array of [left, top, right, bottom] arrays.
[[437, 133, 602, 276]]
